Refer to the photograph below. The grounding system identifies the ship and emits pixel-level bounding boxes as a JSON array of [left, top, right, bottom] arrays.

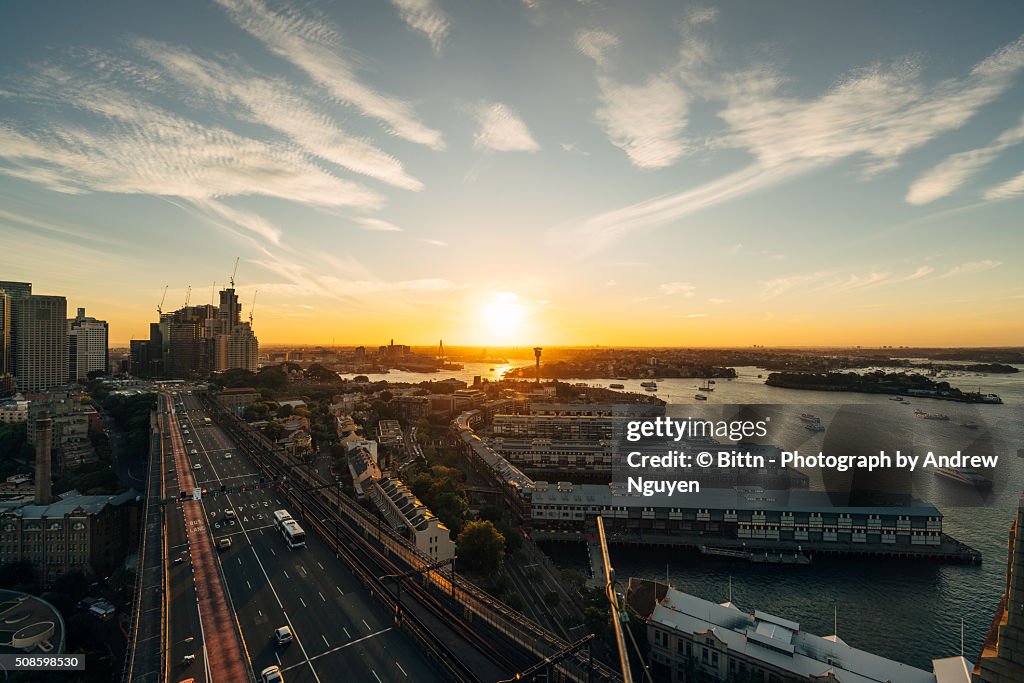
[[914, 410, 950, 421], [640, 381, 657, 388], [698, 379, 714, 392], [694, 394, 708, 401], [609, 383, 625, 389], [805, 422, 826, 432], [799, 413, 820, 423], [889, 396, 904, 402], [933, 466, 993, 490], [645, 386, 658, 392]]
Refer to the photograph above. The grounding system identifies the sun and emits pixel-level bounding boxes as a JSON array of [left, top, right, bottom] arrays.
[[481, 292, 525, 344]]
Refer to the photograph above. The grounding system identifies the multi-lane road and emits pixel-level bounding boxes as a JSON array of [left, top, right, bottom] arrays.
[[167, 391, 445, 683]]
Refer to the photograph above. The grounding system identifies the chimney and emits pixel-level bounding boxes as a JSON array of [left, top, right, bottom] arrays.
[[34, 415, 52, 505]]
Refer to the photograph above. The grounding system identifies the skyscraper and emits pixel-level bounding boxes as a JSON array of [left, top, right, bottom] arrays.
[[0, 281, 31, 394], [14, 294, 68, 392], [0, 289, 11, 394], [68, 307, 109, 381]]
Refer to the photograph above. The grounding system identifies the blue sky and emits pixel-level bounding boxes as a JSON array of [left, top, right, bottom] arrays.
[[1, 1, 1023, 346]]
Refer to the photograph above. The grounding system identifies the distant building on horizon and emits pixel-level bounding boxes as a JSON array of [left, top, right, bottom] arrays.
[[68, 307, 108, 381]]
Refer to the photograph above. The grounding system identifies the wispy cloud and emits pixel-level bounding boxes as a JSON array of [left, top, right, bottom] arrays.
[[390, 0, 449, 53], [556, 34, 1024, 251], [906, 114, 1024, 204], [190, 198, 284, 245], [575, 30, 618, 67], [135, 39, 424, 191], [473, 103, 540, 152], [984, 169, 1024, 200], [936, 260, 1002, 278], [418, 238, 448, 246], [595, 74, 689, 168], [352, 217, 402, 232], [215, 0, 444, 149], [659, 281, 696, 296]]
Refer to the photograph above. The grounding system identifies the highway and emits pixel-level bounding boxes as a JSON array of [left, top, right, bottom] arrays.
[[174, 391, 447, 683]]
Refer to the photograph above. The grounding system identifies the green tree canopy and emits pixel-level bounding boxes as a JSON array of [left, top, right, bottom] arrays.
[[456, 520, 505, 577]]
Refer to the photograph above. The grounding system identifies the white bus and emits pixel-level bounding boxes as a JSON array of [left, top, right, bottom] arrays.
[[273, 510, 306, 548]]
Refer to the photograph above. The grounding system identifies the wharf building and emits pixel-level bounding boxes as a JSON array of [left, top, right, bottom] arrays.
[[632, 579, 972, 682], [453, 407, 979, 562]]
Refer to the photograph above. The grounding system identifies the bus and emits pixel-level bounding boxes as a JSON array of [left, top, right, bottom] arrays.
[[273, 510, 306, 548]]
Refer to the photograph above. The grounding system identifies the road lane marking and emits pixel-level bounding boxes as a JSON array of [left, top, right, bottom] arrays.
[[247, 581, 252, 590], [396, 661, 407, 677], [299, 597, 306, 608], [343, 627, 350, 639], [362, 619, 370, 631], [319, 591, 326, 602], [322, 634, 329, 647], [372, 670, 382, 683], [280, 629, 392, 671], [317, 562, 324, 570], [284, 570, 289, 579]]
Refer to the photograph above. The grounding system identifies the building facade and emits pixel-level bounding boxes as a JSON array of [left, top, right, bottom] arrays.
[[13, 294, 68, 392], [68, 307, 108, 381], [369, 477, 454, 561]]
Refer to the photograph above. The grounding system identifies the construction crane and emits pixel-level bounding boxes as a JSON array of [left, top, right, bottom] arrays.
[[156, 285, 169, 316], [211, 281, 216, 306], [229, 256, 239, 289], [249, 290, 257, 326], [183, 285, 191, 308], [598, 516, 634, 683]]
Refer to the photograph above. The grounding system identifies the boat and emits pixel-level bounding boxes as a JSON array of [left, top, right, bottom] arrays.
[[609, 383, 625, 389], [934, 467, 993, 490], [960, 422, 979, 429], [708, 380, 716, 384], [889, 396, 904, 402], [645, 386, 658, 392], [694, 394, 708, 401], [757, 374, 763, 379], [799, 413, 820, 423], [698, 379, 714, 392], [640, 381, 657, 388], [915, 411, 950, 421], [805, 423, 825, 432], [699, 545, 811, 565]]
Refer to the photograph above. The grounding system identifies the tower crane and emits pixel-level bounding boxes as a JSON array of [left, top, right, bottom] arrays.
[[249, 290, 257, 326], [183, 285, 191, 308], [229, 257, 239, 289], [156, 285, 169, 316]]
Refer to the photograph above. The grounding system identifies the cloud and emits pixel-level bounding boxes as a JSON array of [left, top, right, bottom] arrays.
[[595, 74, 688, 168], [418, 238, 448, 246], [135, 40, 424, 191], [605, 279, 617, 287], [353, 217, 402, 232], [937, 260, 1002, 278], [906, 114, 1024, 204], [575, 30, 619, 67], [390, 0, 449, 53], [557, 34, 1024, 251], [190, 198, 283, 244], [473, 103, 540, 152], [560, 142, 590, 156], [659, 281, 696, 296], [984, 169, 1024, 200], [215, 0, 444, 149]]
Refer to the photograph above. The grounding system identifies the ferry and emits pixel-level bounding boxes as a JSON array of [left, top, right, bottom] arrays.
[[805, 423, 826, 432], [934, 467, 993, 490], [640, 381, 657, 388], [799, 413, 820, 423], [915, 411, 950, 421], [698, 380, 714, 392], [609, 383, 625, 389], [645, 386, 658, 392], [694, 394, 708, 401]]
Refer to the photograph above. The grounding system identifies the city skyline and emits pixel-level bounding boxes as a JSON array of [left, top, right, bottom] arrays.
[[2, 1, 1024, 347]]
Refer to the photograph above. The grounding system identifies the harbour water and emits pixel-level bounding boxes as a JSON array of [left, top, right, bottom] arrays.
[[346, 361, 1023, 669]]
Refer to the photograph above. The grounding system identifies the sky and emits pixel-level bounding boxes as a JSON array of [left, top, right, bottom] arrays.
[[1, 0, 1023, 348]]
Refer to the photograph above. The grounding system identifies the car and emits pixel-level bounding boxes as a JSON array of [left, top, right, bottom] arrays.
[[173, 556, 185, 566], [224, 453, 233, 459], [186, 439, 193, 445], [192, 463, 202, 470], [190, 449, 198, 455], [183, 430, 189, 435], [224, 509, 236, 520], [217, 537, 232, 551], [261, 666, 284, 683], [274, 626, 293, 645]]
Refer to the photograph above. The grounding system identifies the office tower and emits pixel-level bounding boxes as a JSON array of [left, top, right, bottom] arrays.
[[68, 307, 109, 381], [14, 294, 68, 392], [226, 322, 258, 373], [0, 281, 31, 393], [0, 289, 11, 394]]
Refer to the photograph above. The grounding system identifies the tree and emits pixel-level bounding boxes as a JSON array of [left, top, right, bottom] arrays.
[[456, 520, 505, 577]]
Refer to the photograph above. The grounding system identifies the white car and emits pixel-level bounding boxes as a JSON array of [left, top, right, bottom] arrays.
[[190, 449, 198, 455], [274, 626, 293, 645], [261, 665, 284, 683], [186, 439, 193, 445], [192, 463, 203, 470], [224, 452, 233, 459]]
